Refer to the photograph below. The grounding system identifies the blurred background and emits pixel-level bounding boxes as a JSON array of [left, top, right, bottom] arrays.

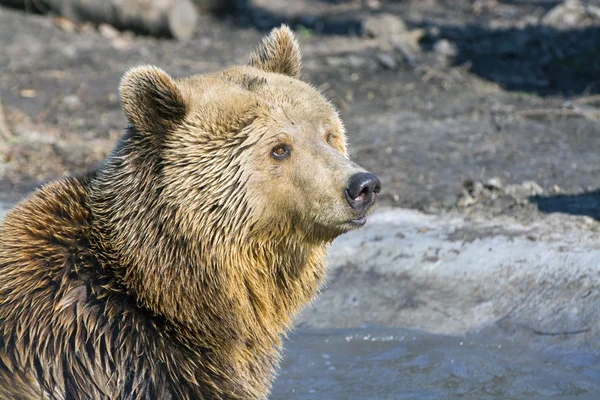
[[1, 1, 600, 399], [1, 0, 600, 219]]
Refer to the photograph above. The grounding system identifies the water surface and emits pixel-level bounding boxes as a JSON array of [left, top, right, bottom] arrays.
[[273, 327, 600, 400]]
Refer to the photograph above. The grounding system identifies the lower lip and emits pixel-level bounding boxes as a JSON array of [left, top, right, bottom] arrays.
[[350, 216, 367, 226]]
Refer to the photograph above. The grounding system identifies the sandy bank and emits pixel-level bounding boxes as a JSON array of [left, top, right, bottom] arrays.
[[300, 208, 600, 349]]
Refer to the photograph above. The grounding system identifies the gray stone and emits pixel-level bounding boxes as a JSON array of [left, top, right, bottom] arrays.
[[433, 39, 457, 57], [543, 0, 600, 29], [362, 13, 407, 38], [376, 53, 397, 70], [61, 95, 83, 110]]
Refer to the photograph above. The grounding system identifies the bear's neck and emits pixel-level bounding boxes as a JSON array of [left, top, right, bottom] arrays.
[[133, 231, 327, 341], [101, 209, 327, 390], [90, 164, 328, 356]]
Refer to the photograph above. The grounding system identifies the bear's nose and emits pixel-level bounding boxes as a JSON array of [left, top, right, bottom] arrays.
[[345, 172, 381, 211]]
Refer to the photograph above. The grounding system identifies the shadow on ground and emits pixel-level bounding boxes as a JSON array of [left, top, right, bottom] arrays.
[[234, 3, 363, 35], [420, 23, 600, 96], [236, 1, 600, 96], [530, 190, 600, 220]]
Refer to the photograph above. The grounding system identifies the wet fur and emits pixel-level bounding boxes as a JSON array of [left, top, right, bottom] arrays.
[[0, 26, 365, 399]]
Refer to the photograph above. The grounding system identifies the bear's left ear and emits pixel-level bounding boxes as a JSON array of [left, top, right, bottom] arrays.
[[119, 65, 188, 135], [248, 25, 302, 79]]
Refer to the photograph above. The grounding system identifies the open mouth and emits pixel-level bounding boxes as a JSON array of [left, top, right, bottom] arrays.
[[349, 215, 367, 226]]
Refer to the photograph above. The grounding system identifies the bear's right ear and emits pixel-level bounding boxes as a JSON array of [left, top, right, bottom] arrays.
[[119, 66, 187, 134]]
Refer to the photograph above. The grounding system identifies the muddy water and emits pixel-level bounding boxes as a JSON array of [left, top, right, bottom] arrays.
[[272, 327, 600, 400]]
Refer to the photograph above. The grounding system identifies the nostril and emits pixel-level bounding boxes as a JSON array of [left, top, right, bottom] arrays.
[[373, 181, 381, 194], [359, 186, 372, 198], [345, 172, 382, 210]]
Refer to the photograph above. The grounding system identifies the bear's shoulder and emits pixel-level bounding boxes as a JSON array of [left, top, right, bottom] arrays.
[[0, 175, 224, 399], [0, 176, 199, 399], [1, 174, 94, 247]]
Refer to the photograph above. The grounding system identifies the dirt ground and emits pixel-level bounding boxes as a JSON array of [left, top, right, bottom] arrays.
[[302, 207, 600, 350], [1, 0, 600, 223]]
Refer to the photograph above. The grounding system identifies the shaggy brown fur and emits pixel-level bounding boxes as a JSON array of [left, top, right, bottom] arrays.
[[0, 25, 378, 399]]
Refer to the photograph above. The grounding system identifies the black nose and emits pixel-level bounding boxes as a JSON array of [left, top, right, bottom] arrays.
[[345, 172, 381, 211]]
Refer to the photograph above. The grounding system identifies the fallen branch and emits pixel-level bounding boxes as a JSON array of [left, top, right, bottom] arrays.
[[518, 105, 600, 121], [0, 96, 15, 142], [1, 0, 199, 40], [517, 108, 583, 118], [415, 65, 459, 89], [393, 42, 417, 69], [572, 95, 600, 105]]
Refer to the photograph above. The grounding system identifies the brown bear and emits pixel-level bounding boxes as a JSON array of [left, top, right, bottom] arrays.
[[0, 26, 380, 399]]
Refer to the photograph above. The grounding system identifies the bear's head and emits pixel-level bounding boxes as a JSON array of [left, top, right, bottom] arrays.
[[114, 25, 380, 245]]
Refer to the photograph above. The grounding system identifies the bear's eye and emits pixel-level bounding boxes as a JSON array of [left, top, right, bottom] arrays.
[[271, 144, 291, 160]]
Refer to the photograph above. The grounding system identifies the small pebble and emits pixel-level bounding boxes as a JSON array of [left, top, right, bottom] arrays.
[[433, 39, 458, 57], [377, 53, 397, 70], [99, 23, 120, 39]]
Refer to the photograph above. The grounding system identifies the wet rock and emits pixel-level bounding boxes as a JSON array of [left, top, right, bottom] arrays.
[[564, 102, 600, 121], [53, 16, 77, 33], [326, 57, 345, 68], [376, 53, 397, 70], [426, 26, 440, 40], [394, 29, 425, 54], [485, 177, 503, 192], [362, 13, 407, 38], [61, 95, 83, 110], [98, 23, 120, 39], [505, 181, 544, 200], [366, 0, 381, 10], [79, 22, 95, 34], [393, 42, 417, 68], [19, 89, 36, 98], [472, 0, 498, 15], [362, 13, 424, 60], [346, 55, 367, 68], [433, 39, 457, 58], [542, 0, 600, 29], [457, 180, 482, 208], [111, 37, 134, 51], [61, 45, 78, 59], [457, 178, 542, 208]]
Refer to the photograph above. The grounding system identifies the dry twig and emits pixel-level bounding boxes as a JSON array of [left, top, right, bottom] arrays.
[[518, 104, 600, 121], [517, 108, 583, 118], [0, 96, 15, 142], [572, 95, 600, 105], [531, 327, 590, 336], [416, 66, 464, 89]]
